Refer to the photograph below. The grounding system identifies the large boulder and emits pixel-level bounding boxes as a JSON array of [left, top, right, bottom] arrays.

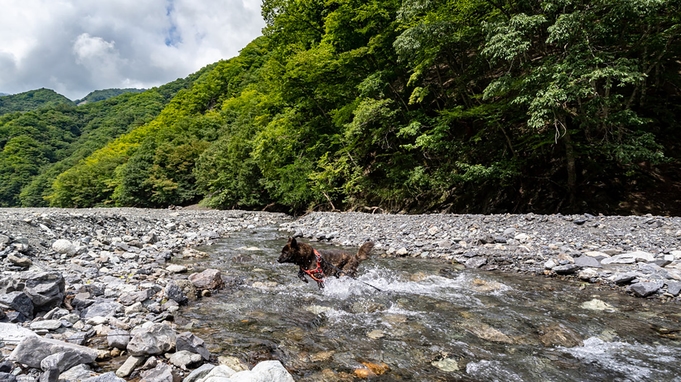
[[0, 291, 34, 319], [188, 269, 223, 290], [127, 322, 177, 356], [23, 272, 65, 312], [9, 335, 98, 369]]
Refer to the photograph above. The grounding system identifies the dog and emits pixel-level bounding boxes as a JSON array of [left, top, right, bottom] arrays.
[[278, 237, 374, 288]]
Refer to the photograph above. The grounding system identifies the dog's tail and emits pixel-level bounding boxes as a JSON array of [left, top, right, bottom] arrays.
[[356, 241, 374, 260]]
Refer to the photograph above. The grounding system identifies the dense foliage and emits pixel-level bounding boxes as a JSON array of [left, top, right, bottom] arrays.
[[3, 0, 681, 214], [75, 88, 146, 105], [0, 89, 74, 116]]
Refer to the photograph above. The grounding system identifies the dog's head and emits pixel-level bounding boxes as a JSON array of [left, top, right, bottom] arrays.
[[278, 237, 299, 263]]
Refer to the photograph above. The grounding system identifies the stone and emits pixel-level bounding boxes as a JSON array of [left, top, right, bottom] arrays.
[[166, 264, 188, 273], [127, 322, 177, 356], [83, 301, 123, 319], [465, 257, 487, 269], [52, 239, 77, 255], [23, 272, 65, 312], [544, 259, 556, 269], [115, 356, 146, 378], [0, 322, 36, 345], [217, 356, 249, 372], [574, 256, 601, 268], [229, 360, 295, 382], [169, 350, 203, 370], [140, 362, 176, 382], [395, 247, 409, 256], [7, 253, 32, 268], [583, 251, 609, 258], [176, 332, 210, 360], [58, 364, 95, 382], [183, 363, 215, 382], [553, 264, 580, 275], [0, 291, 34, 319], [601, 251, 655, 265], [581, 299, 617, 312], [30, 319, 62, 331], [107, 329, 131, 350], [432, 358, 459, 372], [666, 281, 681, 296], [82, 372, 126, 382], [538, 324, 583, 347], [462, 322, 512, 343], [164, 281, 188, 306], [611, 272, 639, 285], [40, 351, 93, 374], [9, 335, 98, 369], [188, 269, 224, 290], [630, 280, 664, 297], [201, 365, 237, 381], [578, 268, 599, 281]]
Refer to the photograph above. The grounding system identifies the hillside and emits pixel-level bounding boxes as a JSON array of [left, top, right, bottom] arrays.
[[75, 88, 146, 105], [0, 88, 74, 116], [3, 0, 681, 215]]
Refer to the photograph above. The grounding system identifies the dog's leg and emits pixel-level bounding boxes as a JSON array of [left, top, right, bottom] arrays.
[[297, 268, 309, 283], [316, 279, 325, 289]]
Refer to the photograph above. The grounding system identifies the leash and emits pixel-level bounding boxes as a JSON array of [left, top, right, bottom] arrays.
[[312, 247, 384, 292], [302, 249, 326, 288]]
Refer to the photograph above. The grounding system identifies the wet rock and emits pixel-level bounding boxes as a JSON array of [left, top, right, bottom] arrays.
[[431, 358, 459, 372], [217, 356, 249, 372], [538, 324, 583, 347], [169, 350, 203, 370], [127, 322, 177, 356], [630, 280, 664, 297], [188, 269, 224, 290], [140, 362, 177, 382], [581, 299, 617, 312], [176, 332, 210, 361], [9, 335, 98, 369], [462, 322, 512, 343], [23, 272, 65, 312]]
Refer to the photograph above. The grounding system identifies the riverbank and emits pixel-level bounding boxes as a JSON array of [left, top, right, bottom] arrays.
[[1, 208, 680, 381]]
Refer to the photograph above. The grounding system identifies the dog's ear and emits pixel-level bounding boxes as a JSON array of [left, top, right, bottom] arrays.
[[290, 237, 298, 248]]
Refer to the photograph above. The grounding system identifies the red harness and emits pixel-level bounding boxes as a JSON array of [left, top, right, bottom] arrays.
[[303, 249, 325, 285]]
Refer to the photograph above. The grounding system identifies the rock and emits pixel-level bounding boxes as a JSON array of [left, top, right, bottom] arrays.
[[0, 291, 34, 319], [40, 351, 94, 373], [574, 256, 601, 268], [9, 335, 98, 369], [188, 269, 224, 290], [0, 373, 16, 382], [431, 358, 459, 372], [7, 253, 32, 268], [538, 324, 583, 347], [395, 247, 408, 256], [116, 356, 146, 378], [30, 319, 62, 331], [666, 281, 681, 296], [107, 329, 131, 350], [630, 280, 664, 297], [601, 251, 655, 265], [0, 322, 36, 345], [52, 239, 77, 255], [611, 272, 639, 285], [58, 364, 96, 381], [462, 322, 512, 343], [553, 264, 580, 275], [82, 372, 126, 382], [218, 357, 248, 372], [83, 301, 123, 319], [127, 322, 177, 356], [140, 362, 177, 382], [169, 350, 203, 370], [23, 272, 65, 312], [166, 264, 188, 273], [176, 332, 210, 360], [229, 360, 295, 382], [183, 363, 215, 382], [578, 268, 599, 281], [165, 281, 189, 306], [581, 299, 617, 312], [583, 251, 609, 258], [544, 259, 556, 270], [465, 257, 487, 269], [201, 365, 237, 381]]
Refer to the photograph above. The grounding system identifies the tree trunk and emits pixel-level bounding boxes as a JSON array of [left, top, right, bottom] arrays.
[[563, 126, 577, 206]]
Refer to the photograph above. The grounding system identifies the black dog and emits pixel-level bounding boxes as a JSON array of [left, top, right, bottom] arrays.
[[278, 237, 374, 288]]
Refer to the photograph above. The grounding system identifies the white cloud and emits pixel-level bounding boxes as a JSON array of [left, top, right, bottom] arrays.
[[0, 0, 264, 100]]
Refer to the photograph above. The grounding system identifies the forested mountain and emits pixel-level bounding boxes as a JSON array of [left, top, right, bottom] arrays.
[[0, 89, 74, 116], [75, 88, 146, 105], [3, 0, 681, 215]]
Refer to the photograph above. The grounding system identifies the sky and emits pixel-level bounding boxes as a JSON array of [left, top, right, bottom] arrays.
[[0, 0, 265, 100]]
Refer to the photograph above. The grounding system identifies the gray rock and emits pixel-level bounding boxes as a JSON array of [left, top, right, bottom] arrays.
[[140, 362, 176, 382], [176, 332, 210, 361], [182, 364, 215, 382], [116, 355, 146, 378], [30, 320, 62, 331], [229, 360, 295, 382], [612, 272, 639, 285], [23, 272, 65, 312], [59, 364, 95, 382], [465, 257, 487, 269], [0, 322, 36, 345], [41, 367, 60, 382], [127, 322, 177, 356], [630, 280, 665, 297], [601, 251, 655, 265], [666, 281, 681, 296], [553, 264, 580, 275], [165, 281, 188, 306], [52, 240, 77, 255], [119, 290, 153, 306], [7, 253, 32, 268], [188, 269, 223, 290], [40, 351, 92, 373], [0, 291, 34, 319], [9, 335, 98, 369], [83, 301, 123, 319], [574, 256, 601, 268], [169, 350, 203, 370], [82, 372, 126, 382], [107, 329, 131, 350]]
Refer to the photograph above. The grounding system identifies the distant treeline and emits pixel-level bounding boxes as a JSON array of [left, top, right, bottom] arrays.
[[1, 0, 680, 215]]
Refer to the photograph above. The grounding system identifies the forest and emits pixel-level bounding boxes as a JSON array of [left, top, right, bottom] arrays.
[[1, 0, 680, 215]]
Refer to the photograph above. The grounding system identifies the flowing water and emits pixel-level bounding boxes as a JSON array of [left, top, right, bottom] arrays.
[[179, 226, 681, 381]]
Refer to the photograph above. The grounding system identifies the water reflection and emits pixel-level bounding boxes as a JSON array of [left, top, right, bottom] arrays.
[[179, 227, 681, 381]]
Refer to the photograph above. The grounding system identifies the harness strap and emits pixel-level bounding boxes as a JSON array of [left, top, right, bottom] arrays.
[[302, 249, 325, 283]]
